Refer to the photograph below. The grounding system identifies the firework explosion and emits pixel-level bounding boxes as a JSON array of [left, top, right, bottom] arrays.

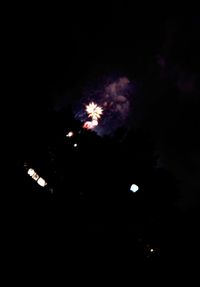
[[82, 102, 103, 130], [75, 76, 134, 136], [85, 102, 103, 121]]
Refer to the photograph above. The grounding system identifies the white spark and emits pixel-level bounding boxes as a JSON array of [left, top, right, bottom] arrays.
[[66, 131, 74, 137], [130, 184, 139, 193]]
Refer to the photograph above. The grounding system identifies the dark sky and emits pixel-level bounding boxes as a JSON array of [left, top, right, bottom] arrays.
[[15, 6, 166, 102]]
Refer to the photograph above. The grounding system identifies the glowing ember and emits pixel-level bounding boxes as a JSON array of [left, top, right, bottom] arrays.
[[83, 119, 99, 130], [83, 121, 95, 130]]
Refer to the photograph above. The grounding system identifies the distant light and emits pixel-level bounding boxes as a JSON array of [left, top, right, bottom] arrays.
[[74, 143, 78, 147], [130, 184, 139, 193], [28, 168, 35, 176], [66, 131, 74, 137], [150, 249, 154, 252], [27, 167, 47, 188], [37, 177, 47, 187]]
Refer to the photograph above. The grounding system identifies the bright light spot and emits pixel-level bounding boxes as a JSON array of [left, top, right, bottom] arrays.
[[150, 249, 154, 253], [130, 184, 139, 193], [74, 143, 78, 147], [37, 177, 47, 187], [28, 168, 35, 176], [66, 131, 74, 137]]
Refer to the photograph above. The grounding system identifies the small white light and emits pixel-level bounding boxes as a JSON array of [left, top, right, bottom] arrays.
[[37, 177, 47, 187], [74, 143, 78, 147], [66, 131, 74, 137], [150, 249, 154, 252], [130, 184, 139, 193], [28, 168, 35, 176]]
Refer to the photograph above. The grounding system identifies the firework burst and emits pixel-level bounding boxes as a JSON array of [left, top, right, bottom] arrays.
[[85, 102, 103, 121]]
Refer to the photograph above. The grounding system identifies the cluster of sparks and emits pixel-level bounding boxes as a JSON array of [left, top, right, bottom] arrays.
[[83, 102, 103, 130], [85, 102, 103, 120]]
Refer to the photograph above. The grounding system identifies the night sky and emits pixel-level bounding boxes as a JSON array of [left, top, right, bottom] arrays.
[[9, 7, 200, 272]]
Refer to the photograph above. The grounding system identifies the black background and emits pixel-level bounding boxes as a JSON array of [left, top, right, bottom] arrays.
[[6, 6, 200, 276]]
